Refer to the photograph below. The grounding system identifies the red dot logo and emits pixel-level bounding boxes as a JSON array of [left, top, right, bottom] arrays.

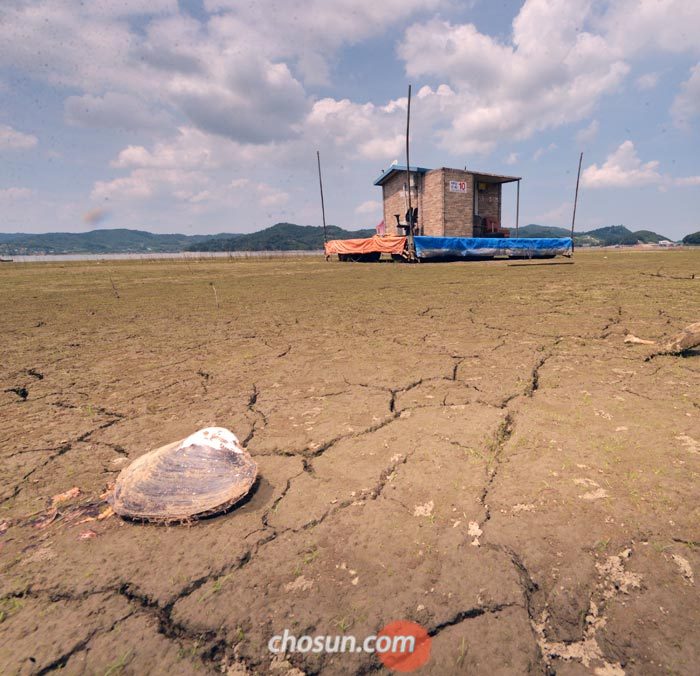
[[377, 620, 431, 672]]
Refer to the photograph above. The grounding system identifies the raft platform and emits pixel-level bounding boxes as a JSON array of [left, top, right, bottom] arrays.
[[325, 236, 573, 261]]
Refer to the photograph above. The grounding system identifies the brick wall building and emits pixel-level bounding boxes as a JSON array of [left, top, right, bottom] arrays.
[[375, 165, 519, 237]]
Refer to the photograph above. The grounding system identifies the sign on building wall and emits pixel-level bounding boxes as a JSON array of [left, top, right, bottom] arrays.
[[448, 180, 467, 193]]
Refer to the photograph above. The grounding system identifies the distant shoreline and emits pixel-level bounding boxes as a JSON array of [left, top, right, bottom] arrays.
[[4, 250, 325, 263], [4, 245, 694, 263]]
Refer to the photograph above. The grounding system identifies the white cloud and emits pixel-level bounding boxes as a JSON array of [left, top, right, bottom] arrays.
[[83, 0, 177, 17], [533, 143, 557, 161], [10, 0, 698, 163], [675, 176, 700, 186], [205, 0, 443, 82], [0, 187, 33, 200], [355, 200, 381, 215], [93, 165, 218, 202], [108, 127, 277, 178], [0, 4, 144, 93], [536, 201, 571, 226], [394, 1, 700, 155], [92, 174, 156, 201], [168, 57, 308, 143], [0, 125, 38, 150], [91, 125, 292, 211], [92, 133, 212, 201], [576, 119, 600, 144], [92, 128, 291, 212], [257, 184, 290, 208], [0, 1, 444, 149], [142, 13, 312, 142], [398, 2, 630, 153], [305, 98, 407, 161], [581, 141, 662, 188], [583, 140, 700, 190], [358, 135, 405, 161], [229, 178, 289, 208], [635, 72, 659, 91], [672, 63, 700, 127], [3, 0, 700, 235], [601, 1, 700, 57], [65, 92, 170, 130], [112, 128, 216, 170], [2, 0, 700, 161], [172, 188, 213, 204], [0, 6, 308, 146]]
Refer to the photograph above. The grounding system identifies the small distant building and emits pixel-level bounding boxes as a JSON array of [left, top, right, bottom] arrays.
[[374, 165, 520, 238]]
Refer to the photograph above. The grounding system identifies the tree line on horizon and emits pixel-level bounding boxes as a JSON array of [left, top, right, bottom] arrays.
[[1, 222, 698, 255]]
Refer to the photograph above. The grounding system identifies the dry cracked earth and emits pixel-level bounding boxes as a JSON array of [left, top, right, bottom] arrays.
[[0, 250, 698, 675]]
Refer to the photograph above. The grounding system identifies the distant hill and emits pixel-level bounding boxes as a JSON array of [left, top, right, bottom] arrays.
[[0, 222, 682, 255], [0, 233, 25, 244], [517, 224, 672, 246], [187, 223, 376, 252], [516, 224, 572, 238], [585, 225, 641, 245], [633, 229, 667, 244], [0, 228, 241, 255]]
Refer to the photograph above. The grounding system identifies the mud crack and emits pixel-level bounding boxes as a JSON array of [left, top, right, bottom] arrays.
[[534, 547, 643, 674], [478, 414, 515, 526], [0, 410, 124, 505], [36, 609, 135, 674], [4, 386, 29, 401], [243, 384, 267, 447], [429, 601, 519, 637]]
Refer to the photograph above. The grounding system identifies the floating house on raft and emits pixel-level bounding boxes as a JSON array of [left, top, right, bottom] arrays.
[[324, 163, 573, 261], [375, 165, 519, 238]]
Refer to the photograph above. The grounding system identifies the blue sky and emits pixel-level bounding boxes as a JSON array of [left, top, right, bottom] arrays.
[[0, 0, 699, 239]]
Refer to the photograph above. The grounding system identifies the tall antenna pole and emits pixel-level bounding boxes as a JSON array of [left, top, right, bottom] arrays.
[[571, 152, 583, 252], [404, 84, 415, 259], [515, 178, 520, 237], [316, 150, 329, 252]]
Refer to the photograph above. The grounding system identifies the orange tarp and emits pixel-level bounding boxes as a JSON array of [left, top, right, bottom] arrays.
[[324, 235, 407, 256]]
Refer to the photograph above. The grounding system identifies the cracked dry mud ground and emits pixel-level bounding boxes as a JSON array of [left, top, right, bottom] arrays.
[[1, 250, 698, 675]]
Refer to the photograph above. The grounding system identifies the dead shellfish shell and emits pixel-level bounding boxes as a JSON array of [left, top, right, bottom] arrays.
[[111, 427, 257, 523]]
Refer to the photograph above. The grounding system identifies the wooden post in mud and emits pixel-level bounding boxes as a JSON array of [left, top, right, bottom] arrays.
[[316, 150, 329, 258], [108, 272, 120, 299], [571, 152, 583, 252], [404, 84, 416, 260]]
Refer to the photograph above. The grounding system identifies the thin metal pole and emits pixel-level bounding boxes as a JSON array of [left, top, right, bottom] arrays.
[[405, 84, 415, 260], [316, 150, 328, 246], [515, 179, 520, 237], [571, 152, 583, 252]]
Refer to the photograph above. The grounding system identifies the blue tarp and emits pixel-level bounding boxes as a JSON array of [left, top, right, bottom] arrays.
[[414, 237, 573, 259]]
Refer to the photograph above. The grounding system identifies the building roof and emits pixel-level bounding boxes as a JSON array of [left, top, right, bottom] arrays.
[[373, 165, 430, 186], [374, 164, 521, 186], [468, 169, 521, 184]]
